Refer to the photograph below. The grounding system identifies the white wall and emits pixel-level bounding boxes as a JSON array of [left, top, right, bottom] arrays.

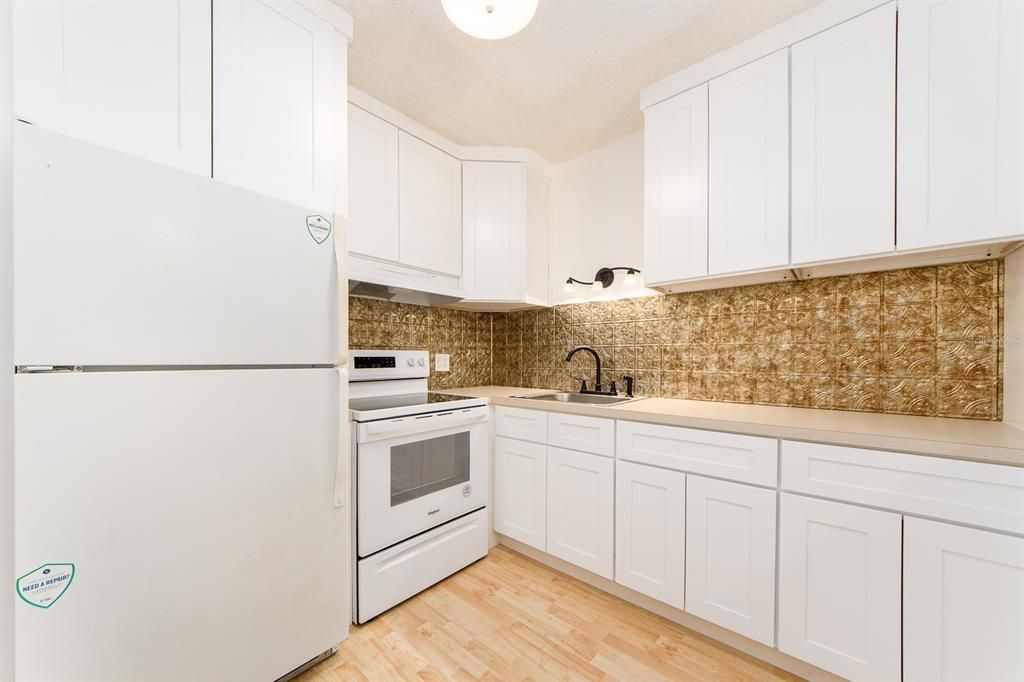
[[550, 130, 657, 304], [0, 1, 15, 677], [1005, 249, 1024, 430]]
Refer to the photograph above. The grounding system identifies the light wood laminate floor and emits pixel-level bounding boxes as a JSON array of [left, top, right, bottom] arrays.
[[297, 546, 801, 682]]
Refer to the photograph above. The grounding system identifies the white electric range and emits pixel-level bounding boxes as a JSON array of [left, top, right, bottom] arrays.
[[348, 350, 489, 623]]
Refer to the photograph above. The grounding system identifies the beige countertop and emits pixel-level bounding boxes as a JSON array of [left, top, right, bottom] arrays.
[[448, 386, 1024, 468]]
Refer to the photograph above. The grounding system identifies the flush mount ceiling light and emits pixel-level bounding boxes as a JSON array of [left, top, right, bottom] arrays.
[[563, 267, 641, 293], [441, 0, 539, 40]]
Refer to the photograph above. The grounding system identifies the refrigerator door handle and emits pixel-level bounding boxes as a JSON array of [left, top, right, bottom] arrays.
[[335, 366, 349, 509]]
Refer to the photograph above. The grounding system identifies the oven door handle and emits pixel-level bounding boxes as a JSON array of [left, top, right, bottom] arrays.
[[358, 407, 488, 441]]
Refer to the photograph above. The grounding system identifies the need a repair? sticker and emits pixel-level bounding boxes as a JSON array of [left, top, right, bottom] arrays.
[[17, 563, 75, 609]]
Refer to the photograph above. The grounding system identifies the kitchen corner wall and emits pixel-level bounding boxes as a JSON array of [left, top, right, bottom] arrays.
[[350, 257, 1005, 421]]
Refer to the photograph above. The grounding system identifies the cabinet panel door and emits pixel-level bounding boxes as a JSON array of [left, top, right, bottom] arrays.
[[463, 162, 525, 301], [708, 50, 789, 275], [213, 0, 339, 209], [399, 132, 462, 276], [685, 476, 776, 646], [348, 105, 399, 262], [897, 0, 1024, 250], [547, 447, 614, 579], [12, 0, 211, 175], [614, 461, 685, 609], [643, 84, 709, 285], [494, 437, 546, 551], [904, 517, 1024, 682], [777, 494, 901, 681], [791, 3, 895, 265]]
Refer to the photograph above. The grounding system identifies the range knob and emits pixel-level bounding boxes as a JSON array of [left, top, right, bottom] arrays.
[[406, 359, 416, 367], [417, 358, 426, 367]]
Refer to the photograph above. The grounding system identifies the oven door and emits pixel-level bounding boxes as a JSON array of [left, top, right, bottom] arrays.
[[356, 406, 488, 557]]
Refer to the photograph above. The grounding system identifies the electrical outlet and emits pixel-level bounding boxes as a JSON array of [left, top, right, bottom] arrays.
[[435, 353, 450, 372]]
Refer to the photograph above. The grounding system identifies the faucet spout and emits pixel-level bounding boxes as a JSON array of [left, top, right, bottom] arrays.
[[565, 345, 603, 393]]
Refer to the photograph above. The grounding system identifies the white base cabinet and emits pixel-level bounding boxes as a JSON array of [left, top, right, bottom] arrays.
[[614, 461, 686, 609], [777, 493, 901, 682], [904, 517, 1024, 682], [546, 446, 614, 579], [494, 436, 546, 551], [685, 476, 776, 646]]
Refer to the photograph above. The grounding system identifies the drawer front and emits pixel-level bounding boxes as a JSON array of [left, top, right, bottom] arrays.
[[547, 412, 615, 457], [782, 440, 1024, 535], [616, 421, 778, 486], [495, 406, 547, 444]]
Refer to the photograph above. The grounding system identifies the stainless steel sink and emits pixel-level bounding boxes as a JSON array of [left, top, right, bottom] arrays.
[[512, 392, 644, 406]]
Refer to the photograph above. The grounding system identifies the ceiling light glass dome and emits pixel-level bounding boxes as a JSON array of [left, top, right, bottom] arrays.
[[442, 0, 539, 40]]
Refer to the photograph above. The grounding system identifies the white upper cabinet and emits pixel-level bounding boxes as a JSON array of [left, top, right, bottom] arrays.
[[462, 161, 549, 306], [708, 50, 789, 275], [213, 0, 342, 210], [398, 132, 463, 276], [463, 162, 524, 301], [348, 105, 400, 262], [12, 0, 212, 176], [778, 494, 902, 682], [643, 84, 709, 285], [791, 4, 896, 265], [904, 517, 1024, 682], [897, 0, 1024, 250]]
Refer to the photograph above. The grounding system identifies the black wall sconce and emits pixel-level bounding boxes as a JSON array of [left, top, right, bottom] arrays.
[[563, 266, 641, 292]]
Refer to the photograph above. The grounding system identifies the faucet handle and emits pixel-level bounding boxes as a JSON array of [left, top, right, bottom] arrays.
[[609, 380, 618, 396], [623, 375, 635, 398], [579, 377, 588, 392]]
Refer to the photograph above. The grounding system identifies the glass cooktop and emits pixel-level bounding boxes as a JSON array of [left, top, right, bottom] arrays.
[[348, 392, 479, 413]]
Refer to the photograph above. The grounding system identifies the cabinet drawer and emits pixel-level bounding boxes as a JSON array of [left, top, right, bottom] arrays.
[[495, 406, 547, 444], [782, 441, 1024, 535], [547, 412, 614, 457], [617, 421, 777, 486]]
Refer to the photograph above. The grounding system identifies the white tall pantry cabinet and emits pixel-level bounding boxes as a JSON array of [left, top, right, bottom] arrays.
[[790, 3, 896, 265], [11, 0, 212, 176], [897, 0, 1023, 250]]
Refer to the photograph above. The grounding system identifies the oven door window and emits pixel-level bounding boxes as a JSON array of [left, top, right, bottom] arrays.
[[390, 432, 470, 506]]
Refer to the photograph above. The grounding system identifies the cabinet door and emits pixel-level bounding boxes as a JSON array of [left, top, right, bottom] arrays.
[[904, 517, 1024, 682], [897, 0, 1023, 250], [791, 3, 895, 265], [708, 50, 789, 275], [643, 84, 709, 285], [12, 0, 211, 175], [213, 0, 339, 209], [462, 162, 525, 301], [685, 476, 776, 646], [547, 446, 614, 579], [348, 105, 399, 262], [777, 494, 901, 681], [398, 132, 462, 276], [614, 461, 685, 609], [494, 437, 546, 551]]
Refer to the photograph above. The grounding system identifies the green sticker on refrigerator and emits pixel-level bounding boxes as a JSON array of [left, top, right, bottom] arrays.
[[306, 215, 332, 245], [17, 563, 75, 609]]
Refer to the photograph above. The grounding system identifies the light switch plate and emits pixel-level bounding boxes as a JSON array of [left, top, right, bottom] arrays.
[[435, 353, 450, 372]]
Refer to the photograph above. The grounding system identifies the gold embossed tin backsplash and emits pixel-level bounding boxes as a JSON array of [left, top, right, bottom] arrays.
[[351, 259, 1005, 420]]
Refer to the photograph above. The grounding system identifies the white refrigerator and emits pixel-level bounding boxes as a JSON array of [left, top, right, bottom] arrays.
[[12, 123, 349, 681]]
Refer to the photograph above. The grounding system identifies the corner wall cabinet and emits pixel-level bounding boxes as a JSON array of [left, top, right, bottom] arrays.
[[460, 161, 551, 308], [494, 408, 1024, 681]]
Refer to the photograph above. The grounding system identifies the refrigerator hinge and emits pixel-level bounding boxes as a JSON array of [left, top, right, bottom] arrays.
[[16, 365, 83, 374]]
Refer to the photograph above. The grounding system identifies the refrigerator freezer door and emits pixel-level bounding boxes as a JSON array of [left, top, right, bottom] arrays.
[[13, 124, 338, 366], [14, 369, 346, 682]]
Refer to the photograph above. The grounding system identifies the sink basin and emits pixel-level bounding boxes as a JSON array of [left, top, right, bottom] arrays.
[[512, 392, 643, 406]]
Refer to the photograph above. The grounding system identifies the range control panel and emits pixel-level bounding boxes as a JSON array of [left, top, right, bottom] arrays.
[[349, 349, 429, 381]]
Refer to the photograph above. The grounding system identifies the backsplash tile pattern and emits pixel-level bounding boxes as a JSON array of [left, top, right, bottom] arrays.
[[349, 259, 1004, 421], [493, 259, 1004, 420], [347, 297, 494, 390]]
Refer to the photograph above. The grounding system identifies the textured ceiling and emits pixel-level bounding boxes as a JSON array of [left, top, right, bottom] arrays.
[[334, 0, 819, 163]]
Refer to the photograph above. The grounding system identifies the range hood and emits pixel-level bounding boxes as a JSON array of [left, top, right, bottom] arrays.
[[348, 280, 464, 306]]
